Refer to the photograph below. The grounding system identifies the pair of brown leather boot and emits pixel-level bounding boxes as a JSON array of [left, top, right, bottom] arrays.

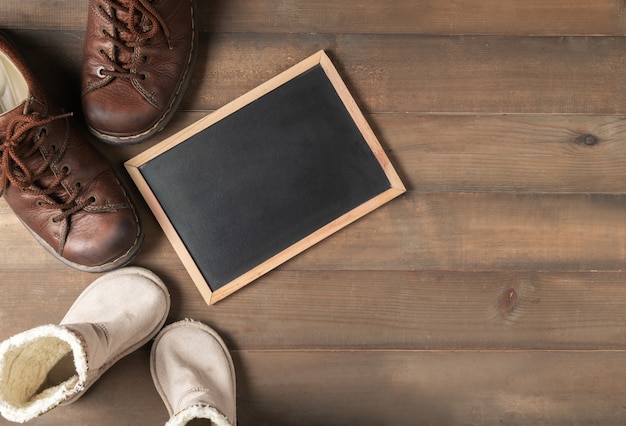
[[0, 0, 197, 272]]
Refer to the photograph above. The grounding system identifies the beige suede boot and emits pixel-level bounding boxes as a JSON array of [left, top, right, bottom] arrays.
[[151, 319, 236, 426], [0, 267, 170, 423]]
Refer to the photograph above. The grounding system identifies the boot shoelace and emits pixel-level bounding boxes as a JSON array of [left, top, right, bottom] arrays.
[[0, 112, 96, 223], [95, 0, 172, 81]]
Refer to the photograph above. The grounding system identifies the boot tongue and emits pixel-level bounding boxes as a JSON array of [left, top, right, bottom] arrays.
[[113, 1, 155, 67], [0, 97, 70, 202], [0, 98, 28, 128]]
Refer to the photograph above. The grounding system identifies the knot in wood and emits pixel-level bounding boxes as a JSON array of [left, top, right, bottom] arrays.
[[498, 287, 518, 316], [575, 133, 599, 147]]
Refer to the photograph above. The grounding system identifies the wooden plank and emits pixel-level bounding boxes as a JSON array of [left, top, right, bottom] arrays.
[[373, 114, 626, 194], [11, 31, 626, 115], [195, 270, 626, 351], [2, 0, 625, 36], [206, 0, 626, 36], [4, 267, 626, 351], [0, 1, 87, 31], [4, 110, 626, 198], [23, 349, 626, 425], [2, 191, 626, 273], [286, 192, 626, 272], [234, 350, 626, 425], [195, 33, 626, 115], [102, 111, 626, 195]]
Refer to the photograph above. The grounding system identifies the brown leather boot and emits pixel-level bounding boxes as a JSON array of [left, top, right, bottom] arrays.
[[81, 0, 198, 145], [0, 32, 143, 272]]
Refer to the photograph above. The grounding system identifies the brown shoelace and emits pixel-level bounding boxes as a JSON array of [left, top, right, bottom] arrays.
[[95, 0, 172, 80], [0, 112, 95, 223]]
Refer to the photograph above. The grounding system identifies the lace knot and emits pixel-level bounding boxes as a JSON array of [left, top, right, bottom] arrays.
[[0, 111, 95, 221], [97, 0, 172, 77]]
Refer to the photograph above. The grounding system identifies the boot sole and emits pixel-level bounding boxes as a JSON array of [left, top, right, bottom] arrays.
[[21, 217, 144, 273]]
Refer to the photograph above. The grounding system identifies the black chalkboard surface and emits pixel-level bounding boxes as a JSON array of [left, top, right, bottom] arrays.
[[126, 51, 405, 305]]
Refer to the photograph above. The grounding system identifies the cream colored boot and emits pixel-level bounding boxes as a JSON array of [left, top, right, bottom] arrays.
[[151, 319, 236, 426], [0, 267, 170, 423]]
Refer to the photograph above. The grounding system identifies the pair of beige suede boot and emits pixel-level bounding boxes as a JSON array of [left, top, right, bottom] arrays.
[[0, 267, 236, 425]]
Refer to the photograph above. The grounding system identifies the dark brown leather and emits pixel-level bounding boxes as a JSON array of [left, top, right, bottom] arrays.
[[81, 0, 197, 145], [0, 32, 143, 272]]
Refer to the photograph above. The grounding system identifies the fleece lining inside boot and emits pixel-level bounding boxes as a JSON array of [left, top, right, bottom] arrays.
[[0, 50, 28, 114], [166, 404, 233, 426], [1, 337, 76, 407], [0, 325, 88, 423], [187, 419, 214, 426]]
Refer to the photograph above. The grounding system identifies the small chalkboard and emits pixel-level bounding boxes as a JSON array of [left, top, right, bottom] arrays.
[[125, 51, 405, 305]]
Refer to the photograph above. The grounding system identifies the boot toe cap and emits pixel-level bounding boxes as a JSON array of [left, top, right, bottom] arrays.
[[61, 210, 143, 272], [82, 87, 161, 141]]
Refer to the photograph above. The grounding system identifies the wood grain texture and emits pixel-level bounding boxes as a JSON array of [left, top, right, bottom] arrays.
[[285, 192, 626, 271], [374, 114, 626, 193], [17, 349, 626, 425], [5, 269, 626, 352], [103, 111, 626, 194], [204, 0, 626, 36], [1, 1, 626, 424], [234, 350, 626, 426], [6, 31, 626, 114], [2, 0, 625, 36], [195, 34, 626, 115], [4, 191, 625, 273]]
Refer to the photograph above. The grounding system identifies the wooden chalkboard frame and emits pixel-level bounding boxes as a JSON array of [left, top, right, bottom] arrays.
[[125, 50, 405, 305]]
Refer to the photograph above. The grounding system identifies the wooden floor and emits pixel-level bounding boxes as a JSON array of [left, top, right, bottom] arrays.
[[3, 1, 626, 424]]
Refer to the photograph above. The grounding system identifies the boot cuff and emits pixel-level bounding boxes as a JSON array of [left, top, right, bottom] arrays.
[[0, 324, 88, 423], [166, 403, 233, 426]]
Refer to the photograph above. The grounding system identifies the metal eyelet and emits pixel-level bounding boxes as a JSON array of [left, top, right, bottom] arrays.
[[60, 164, 71, 175]]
